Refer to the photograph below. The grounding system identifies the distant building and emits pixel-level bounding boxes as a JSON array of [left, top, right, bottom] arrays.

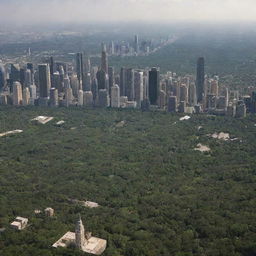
[[148, 67, 159, 105], [98, 89, 110, 107], [168, 96, 177, 112], [0, 64, 6, 90], [134, 71, 143, 108], [50, 88, 59, 107], [101, 45, 108, 74], [38, 64, 51, 98], [196, 57, 205, 103], [83, 91, 94, 107]]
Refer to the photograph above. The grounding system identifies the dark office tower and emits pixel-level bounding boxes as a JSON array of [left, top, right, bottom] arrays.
[[148, 67, 159, 105], [120, 67, 126, 96], [108, 67, 115, 93], [101, 45, 108, 74], [20, 68, 26, 86], [91, 78, 98, 104], [76, 53, 84, 84], [10, 64, 20, 83], [168, 96, 177, 112], [83, 73, 91, 91], [125, 68, 134, 101], [84, 56, 91, 74], [38, 64, 51, 98], [96, 69, 108, 91], [0, 64, 6, 90], [134, 35, 139, 53], [196, 57, 205, 103], [53, 72, 61, 91], [49, 56, 55, 76]]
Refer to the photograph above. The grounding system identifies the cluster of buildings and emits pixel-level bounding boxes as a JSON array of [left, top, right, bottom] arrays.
[[104, 35, 173, 56], [0, 44, 254, 118]]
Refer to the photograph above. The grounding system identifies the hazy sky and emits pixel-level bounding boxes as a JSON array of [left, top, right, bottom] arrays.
[[1, 0, 256, 24]]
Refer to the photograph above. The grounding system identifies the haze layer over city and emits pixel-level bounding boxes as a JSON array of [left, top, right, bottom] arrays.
[[1, 1, 256, 256]]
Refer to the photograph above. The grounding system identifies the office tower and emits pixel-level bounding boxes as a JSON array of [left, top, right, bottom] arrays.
[[83, 91, 93, 107], [64, 74, 71, 89], [52, 72, 61, 92], [38, 64, 51, 98], [75, 215, 86, 250], [108, 67, 115, 92], [64, 87, 73, 107], [109, 41, 115, 55], [78, 90, 84, 106], [101, 44, 108, 74], [91, 78, 98, 104], [168, 96, 177, 112], [141, 98, 150, 111], [225, 87, 229, 108], [84, 56, 91, 74], [148, 67, 159, 105], [59, 65, 65, 85], [206, 94, 217, 110], [83, 73, 91, 91], [0, 64, 6, 90], [236, 101, 246, 118], [20, 68, 26, 86], [22, 87, 30, 106], [76, 53, 84, 84], [50, 88, 58, 107], [134, 71, 143, 107], [10, 64, 20, 83], [210, 80, 219, 96], [188, 82, 197, 106], [111, 84, 120, 108], [125, 68, 134, 101], [159, 90, 167, 109], [24, 69, 32, 87], [91, 66, 98, 80], [143, 74, 148, 100], [98, 89, 110, 107], [70, 75, 79, 98], [49, 56, 55, 76], [27, 63, 34, 84], [96, 70, 108, 91], [120, 67, 126, 96], [134, 35, 139, 53], [13, 81, 23, 106], [172, 81, 180, 102], [180, 84, 188, 103], [29, 84, 37, 100], [196, 57, 205, 103], [120, 96, 128, 108]]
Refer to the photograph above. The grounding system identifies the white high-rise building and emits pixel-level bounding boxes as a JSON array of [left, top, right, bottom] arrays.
[[64, 87, 73, 107], [75, 215, 86, 250], [50, 88, 58, 107], [13, 82, 23, 106], [111, 84, 120, 108], [78, 90, 84, 106], [22, 87, 30, 106], [24, 69, 32, 87], [134, 71, 143, 108]]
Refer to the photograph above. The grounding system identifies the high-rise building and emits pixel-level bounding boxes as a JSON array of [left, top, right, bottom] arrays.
[[13, 81, 23, 106], [134, 71, 143, 107], [64, 88, 73, 107], [159, 90, 167, 109], [78, 90, 84, 106], [83, 91, 93, 107], [91, 78, 98, 104], [83, 73, 91, 91], [120, 67, 126, 96], [0, 64, 6, 90], [98, 89, 110, 107], [22, 87, 30, 106], [196, 57, 205, 103], [96, 70, 108, 91], [76, 53, 84, 85], [24, 69, 32, 87], [101, 45, 108, 74], [125, 68, 134, 101], [188, 82, 197, 106], [29, 84, 37, 102], [53, 72, 61, 92], [38, 64, 51, 98], [134, 35, 139, 53], [108, 67, 115, 92], [10, 64, 20, 83], [180, 84, 188, 103], [50, 88, 58, 107], [168, 96, 177, 112], [148, 67, 160, 105], [111, 84, 120, 108]]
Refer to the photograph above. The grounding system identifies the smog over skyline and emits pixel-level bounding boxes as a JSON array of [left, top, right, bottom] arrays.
[[1, 0, 256, 25]]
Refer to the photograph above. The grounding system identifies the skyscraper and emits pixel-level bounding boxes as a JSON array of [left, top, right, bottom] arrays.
[[134, 71, 143, 107], [38, 64, 51, 98], [125, 68, 134, 101], [96, 70, 108, 91], [111, 84, 120, 108], [168, 96, 177, 112], [101, 44, 108, 74], [134, 35, 139, 53], [0, 64, 6, 90], [148, 67, 160, 105], [75, 215, 86, 250], [76, 53, 84, 85], [196, 57, 205, 103], [13, 82, 23, 106]]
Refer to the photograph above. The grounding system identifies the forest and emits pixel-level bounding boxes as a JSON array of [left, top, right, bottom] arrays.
[[0, 106, 256, 256]]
